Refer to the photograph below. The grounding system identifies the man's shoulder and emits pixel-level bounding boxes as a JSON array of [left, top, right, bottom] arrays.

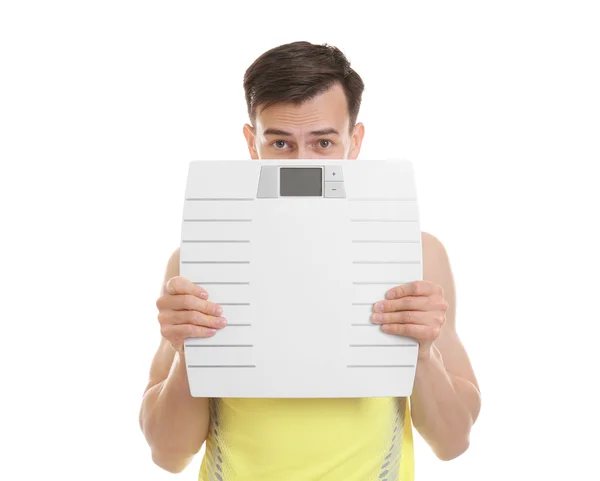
[[421, 231, 448, 257], [167, 247, 180, 272], [420, 231, 453, 282], [170, 246, 180, 262], [159, 247, 181, 287]]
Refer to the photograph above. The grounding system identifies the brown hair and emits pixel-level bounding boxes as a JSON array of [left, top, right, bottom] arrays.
[[243, 41, 364, 130]]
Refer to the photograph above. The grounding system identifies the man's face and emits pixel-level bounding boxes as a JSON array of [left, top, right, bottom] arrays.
[[243, 83, 365, 160]]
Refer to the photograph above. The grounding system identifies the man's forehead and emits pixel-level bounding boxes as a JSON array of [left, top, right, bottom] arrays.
[[255, 107, 349, 136], [255, 84, 350, 135], [262, 126, 341, 137], [257, 125, 347, 141]]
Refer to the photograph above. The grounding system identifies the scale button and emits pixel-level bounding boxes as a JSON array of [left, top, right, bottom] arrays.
[[325, 166, 344, 182], [325, 182, 346, 198]]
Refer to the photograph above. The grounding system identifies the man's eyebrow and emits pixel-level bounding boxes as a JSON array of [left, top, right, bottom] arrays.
[[310, 128, 339, 136], [262, 128, 340, 136], [263, 128, 293, 136]]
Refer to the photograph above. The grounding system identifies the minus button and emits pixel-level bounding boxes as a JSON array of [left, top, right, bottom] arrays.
[[325, 181, 345, 198]]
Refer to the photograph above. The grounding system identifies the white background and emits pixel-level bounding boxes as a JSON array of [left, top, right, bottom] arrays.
[[1, 1, 599, 480]]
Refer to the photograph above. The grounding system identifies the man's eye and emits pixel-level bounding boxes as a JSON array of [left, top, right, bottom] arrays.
[[273, 140, 288, 149], [318, 139, 332, 148]]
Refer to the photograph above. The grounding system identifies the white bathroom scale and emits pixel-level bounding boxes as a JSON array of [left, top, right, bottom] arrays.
[[180, 159, 423, 398]]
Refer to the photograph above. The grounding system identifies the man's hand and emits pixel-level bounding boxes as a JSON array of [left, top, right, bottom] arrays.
[[156, 276, 227, 353], [371, 280, 449, 360]]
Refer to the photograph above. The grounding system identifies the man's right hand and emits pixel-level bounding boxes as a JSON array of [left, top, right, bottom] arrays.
[[156, 276, 227, 353]]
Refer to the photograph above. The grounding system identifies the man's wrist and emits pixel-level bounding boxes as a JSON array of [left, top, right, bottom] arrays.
[[418, 349, 431, 362]]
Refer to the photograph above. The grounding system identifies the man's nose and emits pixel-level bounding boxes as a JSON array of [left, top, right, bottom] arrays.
[[293, 146, 316, 159]]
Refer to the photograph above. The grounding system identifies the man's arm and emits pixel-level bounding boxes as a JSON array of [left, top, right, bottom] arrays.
[[139, 248, 210, 473], [409, 232, 481, 460]]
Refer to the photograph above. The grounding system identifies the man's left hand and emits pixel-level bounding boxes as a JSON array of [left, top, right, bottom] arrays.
[[372, 280, 449, 360]]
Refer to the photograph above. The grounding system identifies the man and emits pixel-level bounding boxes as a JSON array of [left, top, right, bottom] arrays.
[[139, 41, 481, 481]]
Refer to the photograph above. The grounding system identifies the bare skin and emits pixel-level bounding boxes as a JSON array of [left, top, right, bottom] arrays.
[[139, 83, 481, 472], [138, 249, 216, 473]]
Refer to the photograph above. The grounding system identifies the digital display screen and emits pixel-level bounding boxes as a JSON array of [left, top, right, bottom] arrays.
[[280, 167, 323, 196]]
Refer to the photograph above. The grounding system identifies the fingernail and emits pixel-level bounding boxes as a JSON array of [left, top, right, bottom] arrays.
[[374, 302, 385, 312], [386, 290, 397, 299], [218, 317, 227, 327], [208, 329, 217, 335], [372, 313, 383, 323], [200, 291, 208, 299], [213, 306, 223, 316]]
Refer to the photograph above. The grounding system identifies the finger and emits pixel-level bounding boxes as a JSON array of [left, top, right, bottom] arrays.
[[164, 276, 208, 299], [159, 309, 227, 329], [160, 323, 217, 340], [371, 309, 429, 325], [381, 323, 439, 341], [373, 296, 431, 314], [385, 280, 441, 300], [162, 294, 223, 316]]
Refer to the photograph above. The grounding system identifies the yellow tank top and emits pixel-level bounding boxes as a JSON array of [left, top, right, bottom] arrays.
[[199, 396, 414, 480]]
